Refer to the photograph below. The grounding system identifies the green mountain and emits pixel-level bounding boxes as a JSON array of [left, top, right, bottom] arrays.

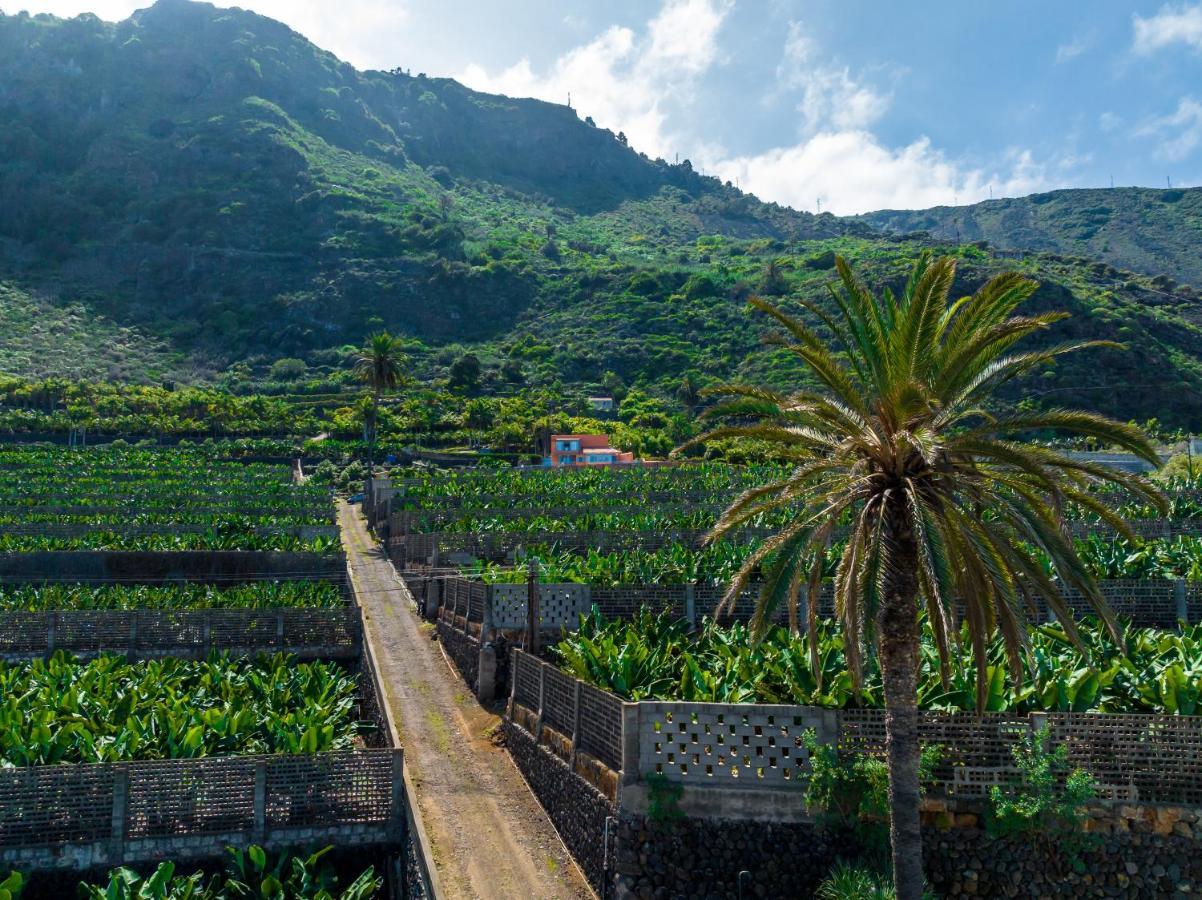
[[2, 0, 1202, 427], [860, 187, 1202, 289]]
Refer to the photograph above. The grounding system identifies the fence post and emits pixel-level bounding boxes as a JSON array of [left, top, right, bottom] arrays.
[[619, 703, 641, 798], [526, 558, 540, 657], [110, 768, 128, 865], [389, 749, 405, 838], [569, 679, 582, 768], [46, 611, 56, 657], [203, 612, 212, 654], [481, 584, 494, 643], [535, 662, 547, 743], [276, 610, 285, 649], [507, 647, 519, 718], [1028, 711, 1049, 751], [127, 613, 139, 660], [1175, 579, 1188, 626], [253, 760, 267, 843], [685, 584, 696, 630]]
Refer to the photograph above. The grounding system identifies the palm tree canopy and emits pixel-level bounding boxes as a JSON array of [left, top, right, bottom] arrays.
[[685, 253, 1166, 708], [354, 332, 406, 395]]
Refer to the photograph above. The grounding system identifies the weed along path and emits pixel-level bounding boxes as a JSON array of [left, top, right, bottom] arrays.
[[339, 501, 594, 900]]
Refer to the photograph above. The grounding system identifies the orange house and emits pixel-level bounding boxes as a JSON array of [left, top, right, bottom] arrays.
[[545, 434, 635, 467]]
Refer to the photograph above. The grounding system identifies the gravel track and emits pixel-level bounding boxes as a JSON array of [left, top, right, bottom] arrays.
[[340, 502, 593, 900]]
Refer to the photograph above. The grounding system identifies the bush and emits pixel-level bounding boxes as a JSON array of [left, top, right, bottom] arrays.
[[986, 726, 1098, 869]]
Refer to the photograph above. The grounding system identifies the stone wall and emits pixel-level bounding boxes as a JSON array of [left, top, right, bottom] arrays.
[[611, 816, 842, 900], [502, 719, 616, 891], [608, 817, 1202, 899], [923, 826, 1202, 898], [436, 621, 479, 692]]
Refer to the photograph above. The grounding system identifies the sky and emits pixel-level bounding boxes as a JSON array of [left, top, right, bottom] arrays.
[[6, 0, 1202, 214]]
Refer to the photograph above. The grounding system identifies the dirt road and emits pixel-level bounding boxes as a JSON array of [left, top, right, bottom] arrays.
[[339, 502, 593, 900]]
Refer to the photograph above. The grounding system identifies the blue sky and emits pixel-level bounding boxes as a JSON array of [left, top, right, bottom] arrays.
[[8, 0, 1202, 213]]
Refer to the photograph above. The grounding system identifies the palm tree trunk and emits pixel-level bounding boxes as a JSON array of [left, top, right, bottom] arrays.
[[877, 509, 925, 900]]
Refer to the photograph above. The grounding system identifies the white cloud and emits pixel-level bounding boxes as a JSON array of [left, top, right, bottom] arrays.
[[0, 1, 411, 70], [1055, 35, 1090, 63], [460, 0, 731, 159], [1133, 3, 1202, 54], [1137, 96, 1202, 161], [1099, 111, 1122, 132], [774, 21, 889, 132], [696, 19, 1045, 215], [701, 134, 1047, 216]]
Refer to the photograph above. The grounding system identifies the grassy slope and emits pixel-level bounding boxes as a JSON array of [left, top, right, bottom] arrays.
[[0, 282, 188, 381]]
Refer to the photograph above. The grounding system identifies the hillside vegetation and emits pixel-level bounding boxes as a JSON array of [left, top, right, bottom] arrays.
[[860, 187, 1202, 288], [2, 1, 1202, 428]]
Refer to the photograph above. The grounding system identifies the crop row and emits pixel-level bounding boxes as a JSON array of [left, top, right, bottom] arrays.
[[0, 580, 343, 610], [556, 609, 1202, 715], [395, 463, 792, 507], [7, 845, 384, 899], [458, 534, 1202, 586], [0, 531, 340, 552], [0, 651, 362, 766]]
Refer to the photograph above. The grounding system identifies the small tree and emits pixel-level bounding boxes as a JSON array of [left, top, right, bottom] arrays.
[[447, 353, 482, 394]]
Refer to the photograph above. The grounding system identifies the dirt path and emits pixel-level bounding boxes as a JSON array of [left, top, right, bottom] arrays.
[[339, 502, 593, 900]]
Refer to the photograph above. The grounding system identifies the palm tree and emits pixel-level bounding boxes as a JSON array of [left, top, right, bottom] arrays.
[[684, 254, 1164, 899], [354, 332, 406, 477]]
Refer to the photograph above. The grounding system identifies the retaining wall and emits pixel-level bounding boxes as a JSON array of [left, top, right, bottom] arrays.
[[0, 606, 362, 661], [0, 551, 347, 583]]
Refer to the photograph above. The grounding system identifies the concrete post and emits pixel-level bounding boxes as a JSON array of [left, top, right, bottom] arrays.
[[1176, 579, 1188, 626], [276, 610, 285, 649], [127, 614, 139, 660], [389, 749, 405, 838], [619, 703, 641, 805], [506, 647, 519, 719], [685, 584, 696, 630], [535, 662, 546, 743], [253, 761, 267, 843], [477, 643, 497, 703], [110, 769, 128, 864], [46, 611, 56, 657], [569, 679, 582, 767], [481, 585, 495, 644]]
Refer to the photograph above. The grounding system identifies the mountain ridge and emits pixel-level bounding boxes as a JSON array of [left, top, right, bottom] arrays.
[[2, 0, 1202, 428]]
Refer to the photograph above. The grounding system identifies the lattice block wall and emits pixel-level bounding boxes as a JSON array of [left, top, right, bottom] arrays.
[[578, 683, 624, 771], [1048, 713, 1202, 805], [592, 586, 687, 621], [0, 750, 400, 870], [512, 650, 542, 711], [542, 667, 577, 737], [491, 584, 591, 630], [638, 702, 834, 787], [837, 709, 1202, 806]]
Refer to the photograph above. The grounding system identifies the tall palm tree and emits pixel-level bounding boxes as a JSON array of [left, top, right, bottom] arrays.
[[684, 254, 1164, 899], [354, 332, 406, 476]]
